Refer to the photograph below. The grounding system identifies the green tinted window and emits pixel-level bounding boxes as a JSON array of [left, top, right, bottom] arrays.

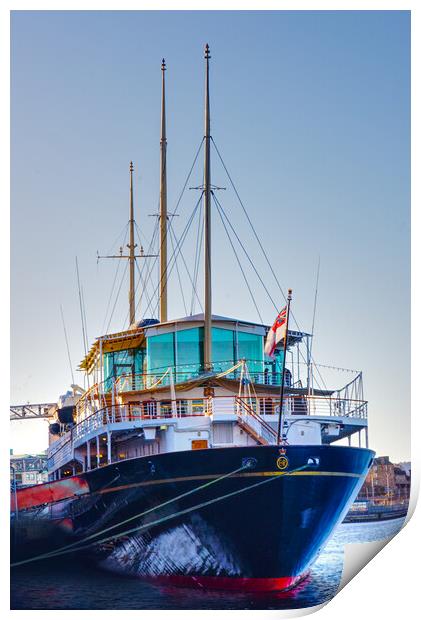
[[238, 331, 263, 373], [113, 350, 133, 365], [212, 327, 235, 367], [134, 348, 145, 374], [176, 328, 203, 372], [103, 349, 135, 390], [147, 332, 175, 371], [104, 352, 114, 386]]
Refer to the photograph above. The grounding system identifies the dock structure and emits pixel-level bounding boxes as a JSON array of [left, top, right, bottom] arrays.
[[10, 403, 56, 421]]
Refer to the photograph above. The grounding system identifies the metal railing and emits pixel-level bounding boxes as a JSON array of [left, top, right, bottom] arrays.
[[236, 398, 278, 444], [48, 391, 368, 473], [77, 360, 288, 400], [73, 393, 366, 439], [73, 393, 366, 441], [255, 394, 367, 419], [114, 367, 290, 393], [47, 433, 72, 470], [73, 400, 209, 443], [288, 394, 367, 419]]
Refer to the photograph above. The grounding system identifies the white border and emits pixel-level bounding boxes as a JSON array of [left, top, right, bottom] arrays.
[[2, 3, 418, 619]]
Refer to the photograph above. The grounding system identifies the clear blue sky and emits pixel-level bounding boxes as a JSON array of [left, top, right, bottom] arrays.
[[10, 10, 410, 461]]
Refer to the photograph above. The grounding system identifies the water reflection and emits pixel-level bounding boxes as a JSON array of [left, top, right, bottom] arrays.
[[10, 518, 405, 610]]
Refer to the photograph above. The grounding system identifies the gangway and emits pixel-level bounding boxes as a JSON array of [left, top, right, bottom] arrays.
[[10, 403, 56, 421]]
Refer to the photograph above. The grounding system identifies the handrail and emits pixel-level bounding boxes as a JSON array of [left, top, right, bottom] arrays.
[[48, 431, 72, 459], [236, 397, 278, 441], [76, 360, 273, 402], [49, 392, 368, 471], [48, 400, 204, 468], [74, 362, 367, 420], [75, 381, 99, 407]]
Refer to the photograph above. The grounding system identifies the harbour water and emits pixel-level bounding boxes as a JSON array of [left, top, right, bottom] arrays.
[[10, 517, 405, 610]]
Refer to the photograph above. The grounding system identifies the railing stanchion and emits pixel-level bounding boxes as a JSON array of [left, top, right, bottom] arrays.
[[111, 378, 116, 422]]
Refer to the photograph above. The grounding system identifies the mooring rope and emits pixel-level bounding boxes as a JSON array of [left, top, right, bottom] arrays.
[[11, 463, 309, 568], [12, 463, 249, 567], [12, 462, 249, 567], [214, 360, 244, 379]]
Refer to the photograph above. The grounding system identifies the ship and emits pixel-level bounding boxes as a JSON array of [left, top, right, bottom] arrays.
[[11, 45, 374, 592]]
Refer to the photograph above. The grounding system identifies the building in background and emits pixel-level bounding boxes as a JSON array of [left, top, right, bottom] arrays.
[[10, 452, 48, 487], [398, 461, 411, 476], [393, 465, 411, 501], [358, 456, 411, 504]]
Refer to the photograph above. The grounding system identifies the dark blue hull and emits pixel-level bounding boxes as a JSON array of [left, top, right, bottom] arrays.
[[11, 444, 374, 590]]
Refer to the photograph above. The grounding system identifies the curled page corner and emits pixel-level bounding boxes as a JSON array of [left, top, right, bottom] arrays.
[[405, 484, 418, 524], [336, 480, 416, 594], [255, 601, 327, 618], [338, 534, 396, 593]]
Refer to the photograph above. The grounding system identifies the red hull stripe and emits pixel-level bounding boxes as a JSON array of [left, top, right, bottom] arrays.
[[12, 477, 90, 511], [142, 574, 302, 592]]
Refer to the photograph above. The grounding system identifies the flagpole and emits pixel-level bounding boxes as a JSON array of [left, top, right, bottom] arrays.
[[277, 289, 292, 444]]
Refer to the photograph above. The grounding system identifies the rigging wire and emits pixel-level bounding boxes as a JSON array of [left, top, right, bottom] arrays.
[[213, 197, 329, 392], [136, 194, 203, 321], [81, 286, 89, 352], [134, 221, 158, 316], [119, 218, 159, 330], [212, 194, 279, 311], [75, 257, 90, 388], [213, 199, 328, 393], [172, 138, 204, 216], [103, 221, 131, 258], [211, 138, 288, 306], [211, 139, 329, 393], [214, 197, 264, 324], [100, 220, 159, 369], [143, 137, 204, 302], [136, 219, 160, 313], [105, 260, 129, 334], [169, 224, 203, 315], [99, 139, 203, 336], [101, 223, 130, 335], [134, 259, 153, 317], [137, 219, 159, 286], [120, 140, 204, 329], [93, 137, 329, 392], [316, 363, 359, 374], [168, 227, 188, 316], [309, 256, 321, 362], [212, 141, 291, 312], [190, 199, 204, 315], [143, 197, 203, 321], [59, 304, 75, 386]]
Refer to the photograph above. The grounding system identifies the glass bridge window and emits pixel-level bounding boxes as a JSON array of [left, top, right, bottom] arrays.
[[144, 325, 267, 380], [103, 350, 133, 390], [238, 331, 264, 374], [103, 348, 145, 391], [212, 327, 235, 370], [176, 328, 203, 376], [147, 332, 175, 372]]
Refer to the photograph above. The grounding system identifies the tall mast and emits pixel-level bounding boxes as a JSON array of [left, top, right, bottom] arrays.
[[203, 43, 212, 370], [159, 58, 168, 323], [98, 162, 157, 330], [128, 161, 136, 326]]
